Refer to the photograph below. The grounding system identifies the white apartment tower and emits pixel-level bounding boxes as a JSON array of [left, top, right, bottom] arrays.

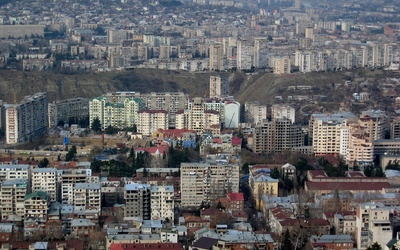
[[180, 162, 239, 207], [0, 164, 30, 183], [5, 92, 48, 144]]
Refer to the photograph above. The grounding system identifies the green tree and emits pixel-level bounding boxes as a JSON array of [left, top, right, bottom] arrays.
[[374, 166, 385, 177], [281, 229, 292, 250], [91, 117, 101, 132], [367, 242, 382, 250], [271, 167, 280, 179], [38, 158, 49, 168], [65, 146, 77, 161]]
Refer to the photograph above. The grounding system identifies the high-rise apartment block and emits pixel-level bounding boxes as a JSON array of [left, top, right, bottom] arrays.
[[5, 92, 48, 144], [236, 40, 254, 70], [209, 44, 224, 71], [272, 56, 291, 74], [124, 182, 151, 219], [32, 168, 60, 202], [150, 186, 174, 221], [48, 98, 89, 127], [137, 110, 169, 136], [254, 118, 303, 154], [89, 92, 188, 130], [180, 162, 239, 207], [73, 183, 101, 212], [244, 101, 267, 125], [209, 76, 229, 99], [359, 110, 386, 140], [0, 179, 29, 220], [89, 95, 143, 130]]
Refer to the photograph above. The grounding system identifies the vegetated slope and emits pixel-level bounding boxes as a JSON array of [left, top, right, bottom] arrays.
[[0, 68, 390, 104], [233, 71, 348, 105], [0, 69, 227, 102]]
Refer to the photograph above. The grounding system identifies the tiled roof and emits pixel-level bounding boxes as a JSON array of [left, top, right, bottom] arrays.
[[227, 192, 244, 201]]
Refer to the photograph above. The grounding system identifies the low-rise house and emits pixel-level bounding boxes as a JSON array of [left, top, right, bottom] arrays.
[[305, 235, 355, 250]]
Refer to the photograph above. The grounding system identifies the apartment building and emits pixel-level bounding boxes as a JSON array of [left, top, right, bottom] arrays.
[[345, 125, 374, 167], [89, 95, 143, 130], [236, 39, 253, 70], [244, 101, 267, 125], [180, 162, 239, 207], [31, 168, 60, 202], [271, 104, 295, 124], [61, 169, 93, 205], [0, 179, 28, 220], [90, 92, 188, 129], [48, 98, 89, 128], [150, 186, 174, 221], [209, 76, 228, 99], [0, 25, 44, 38], [73, 183, 101, 212], [24, 191, 50, 222], [272, 56, 291, 74], [356, 203, 392, 250], [308, 113, 357, 146], [0, 164, 30, 183], [209, 45, 224, 71], [136, 110, 168, 136], [142, 92, 188, 128], [5, 92, 48, 144], [254, 118, 303, 154], [124, 182, 151, 219], [359, 110, 386, 141], [391, 117, 400, 139]]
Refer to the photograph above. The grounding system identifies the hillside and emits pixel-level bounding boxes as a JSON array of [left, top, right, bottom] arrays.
[[0, 68, 393, 105]]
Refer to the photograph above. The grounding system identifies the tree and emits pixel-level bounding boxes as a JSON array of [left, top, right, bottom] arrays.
[[65, 145, 77, 161], [38, 158, 49, 168], [271, 167, 280, 179], [91, 117, 101, 132], [367, 242, 382, 250], [280, 229, 293, 250]]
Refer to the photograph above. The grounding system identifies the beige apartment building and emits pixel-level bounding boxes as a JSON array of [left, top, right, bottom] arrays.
[[32, 168, 60, 202], [150, 186, 174, 221], [356, 203, 392, 250], [24, 191, 50, 222], [209, 76, 228, 98], [345, 125, 374, 166], [73, 183, 101, 212], [0, 165, 30, 183], [209, 45, 224, 71], [272, 56, 291, 74], [0, 179, 28, 220], [180, 162, 239, 208], [312, 117, 349, 156], [0, 25, 44, 38], [137, 110, 168, 136]]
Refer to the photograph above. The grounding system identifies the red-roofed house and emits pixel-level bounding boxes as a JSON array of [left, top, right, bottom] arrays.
[[227, 192, 244, 211]]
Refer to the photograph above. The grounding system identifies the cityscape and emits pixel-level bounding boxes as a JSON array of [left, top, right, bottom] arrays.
[[0, 0, 399, 249]]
